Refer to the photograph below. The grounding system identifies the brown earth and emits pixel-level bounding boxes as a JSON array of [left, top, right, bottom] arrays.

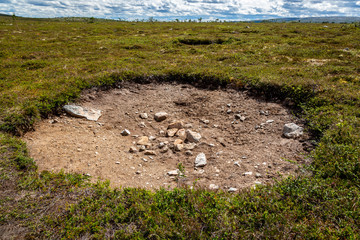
[[23, 82, 311, 191]]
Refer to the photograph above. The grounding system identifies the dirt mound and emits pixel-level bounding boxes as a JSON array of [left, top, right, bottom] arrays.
[[24, 83, 310, 191]]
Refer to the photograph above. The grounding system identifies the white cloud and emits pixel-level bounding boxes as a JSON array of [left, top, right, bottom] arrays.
[[1, 0, 360, 20]]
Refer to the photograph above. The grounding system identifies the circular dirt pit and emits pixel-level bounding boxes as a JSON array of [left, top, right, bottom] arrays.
[[24, 82, 309, 191]]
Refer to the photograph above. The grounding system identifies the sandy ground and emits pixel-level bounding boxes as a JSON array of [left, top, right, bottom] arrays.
[[23, 82, 311, 191]]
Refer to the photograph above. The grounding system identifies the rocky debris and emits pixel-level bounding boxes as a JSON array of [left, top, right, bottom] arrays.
[[149, 136, 156, 141], [168, 121, 183, 129], [137, 136, 149, 146], [228, 187, 238, 192], [121, 129, 131, 136], [216, 137, 226, 147], [259, 110, 269, 116], [186, 130, 202, 143], [184, 143, 196, 150], [243, 172, 253, 176], [167, 128, 178, 137], [174, 144, 184, 151], [201, 119, 210, 124], [174, 139, 183, 145], [167, 170, 179, 176], [160, 146, 169, 153], [144, 150, 156, 156], [209, 184, 219, 190], [135, 170, 141, 175], [139, 113, 148, 119], [141, 158, 148, 162], [158, 142, 166, 148], [139, 122, 146, 128], [266, 120, 274, 124], [154, 112, 168, 122], [234, 161, 241, 167], [255, 173, 262, 178], [115, 161, 120, 164], [184, 123, 193, 128], [129, 146, 138, 153], [175, 129, 186, 140], [195, 153, 207, 167], [139, 145, 146, 152], [185, 150, 193, 156], [283, 123, 304, 139], [63, 105, 101, 121], [174, 139, 184, 151], [227, 109, 232, 114]]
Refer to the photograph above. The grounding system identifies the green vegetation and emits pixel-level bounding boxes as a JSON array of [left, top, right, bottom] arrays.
[[0, 16, 359, 238]]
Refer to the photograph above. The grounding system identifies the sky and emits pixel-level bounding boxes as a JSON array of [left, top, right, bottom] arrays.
[[1, 0, 360, 21]]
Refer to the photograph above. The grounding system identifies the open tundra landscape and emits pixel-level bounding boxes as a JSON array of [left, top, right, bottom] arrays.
[[0, 16, 359, 239]]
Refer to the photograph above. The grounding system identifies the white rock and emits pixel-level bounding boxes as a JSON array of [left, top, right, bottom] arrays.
[[266, 120, 274, 123], [186, 130, 202, 143], [244, 172, 253, 176], [283, 123, 304, 139], [209, 184, 219, 190], [167, 170, 179, 176], [234, 161, 241, 167], [228, 187, 238, 192], [121, 129, 131, 136], [139, 113, 148, 119], [63, 105, 101, 121], [195, 153, 207, 167], [154, 112, 168, 122]]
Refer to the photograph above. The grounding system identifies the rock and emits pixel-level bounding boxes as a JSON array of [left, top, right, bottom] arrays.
[[63, 105, 101, 121], [234, 161, 241, 167], [259, 110, 269, 116], [254, 181, 262, 185], [137, 136, 149, 145], [266, 120, 274, 124], [139, 145, 146, 152], [244, 172, 253, 176], [174, 139, 183, 145], [167, 170, 179, 176], [283, 123, 304, 139], [144, 150, 156, 156], [185, 150, 193, 156], [135, 171, 141, 175], [149, 136, 156, 141], [129, 146, 138, 153], [240, 116, 246, 122], [174, 144, 184, 151], [160, 145, 169, 153], [121, 129, 131, 136], [228, 187, 238, 192], [184, 143, 196, 150], [227, 103, 231, 107], [154, 112, 168, 122], [255, 173, 262, 178], [234, 114, 242, 120], [186, 130, 202, 143], [202, 119, 210, 124], [167, 128, 178, 137], [141, 158, 148, 162], [139, 122, 146, 128], [158, 142, 165, 148], [175, 129, 186, 140], [217, 137, 226, 147], [195, 153, 207, 167], [168, 121, 183, 129], [139, 113, 148, 119], [227, 109, 232, 114], [184, 123, 193, 128], [209, 184, 219, 190], [115, 161, 120, 164]]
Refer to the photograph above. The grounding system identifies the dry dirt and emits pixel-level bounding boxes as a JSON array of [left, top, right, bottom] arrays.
[[23, 82, 311, 191]]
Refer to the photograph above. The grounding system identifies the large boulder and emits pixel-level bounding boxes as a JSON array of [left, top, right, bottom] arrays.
[[283, 123, 304, 139]]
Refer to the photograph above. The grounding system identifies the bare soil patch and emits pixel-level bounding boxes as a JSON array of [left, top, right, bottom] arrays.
[[24, 82, 310, 191]]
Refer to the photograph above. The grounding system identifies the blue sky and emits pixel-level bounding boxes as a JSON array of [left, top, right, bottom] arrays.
[[1, 0, 360, 21]]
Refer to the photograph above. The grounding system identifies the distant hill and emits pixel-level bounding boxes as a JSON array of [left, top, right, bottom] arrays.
[[253, 16, 360, 23], [0, 13, 12, 17]]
